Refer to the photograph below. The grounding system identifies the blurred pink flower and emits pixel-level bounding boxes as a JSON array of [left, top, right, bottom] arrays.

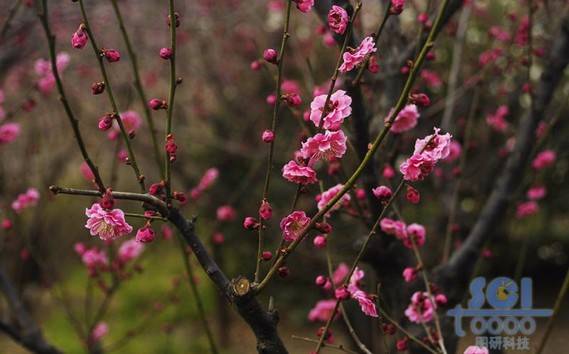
[[420, 69, 442, 88], [280, 211, 311, 242], [136, 225, 155, 243], [532, 149, 556, 170], [404, 223, 426, 248], [516, 201, 539, 219], [91, 322, 108, 342], [0, 122, 21, 145], [80, 161, 95, 182], [309, 90, 352, 130], [308, 299, 337, 322], [293, 0, 313, 13], [217, 205, 237, 221], [402, 267, 417, 282], [380, 218, 407, 239], [316, 184, 350, 215], [387, 104, 419, 133], [118, 239, 145, 264], [11, 188, 39, 213], [85, 203, 133, 241], [486, 105, 509, 133], [405, 291, 436, 323], [464, 346, 489, 354], [527, 185, 546, 200]]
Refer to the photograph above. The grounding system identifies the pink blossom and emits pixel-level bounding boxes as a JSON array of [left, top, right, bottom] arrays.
[[479, 47, 503, 67], [328, 6, 348, 35], [402, 267, 417, 282], [118, 239, 144, 264], [299, 130, 347, 163], [115, 110, 142, 136], [527, 185, 546, 200], [383, 164, 395, 179], [420, 69, 443, 88], [190, 167, 219, 199], [308, 299, 337, 322], [11, 188, 40, 213], [444, 141, 462, 162], [313, 235, 327, 248], [136, 226, 155, 243], [464, 346, 489, 354], [81, 247, 108, 273], [372, 186, 392, 200], [85, 203, 133, 241], [282, 160, 317, 185], [217, 205, 236, 221], [349, 288, 378, 317], [489, 26, 511, 42], [159, 47, 173, 59], [400, 153, 435, 181], [339, 36, 377, 72], [280, 211, 311, 242], [80, 161, 95, 182], [413, 127, 452, 160], [332, 263, 349, 286], [91, 322, 108, 342], [293, 0, 314, 13], [0, 122, 21, 145], [406, 185, 420, 204], [259, 200, 273, 220], [71, 25, 89, 49], [316, 184, 350, 215], [516, 201, 539, 219], [405, 291, 437, 323], [390, 0, 405, 14], [532, 150, 556, 170], [380, 218, 407, 239], [387, 104, 419, 133], [486, 105, 509, 133], [404, 223, 426, 248], [309, 90, 352, 130]]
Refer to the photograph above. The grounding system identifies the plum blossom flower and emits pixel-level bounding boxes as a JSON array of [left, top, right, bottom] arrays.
[[486, 105, 509, 133], [349, 288, 378, 317], [402, 267, 417, 282], [339, 36, 377, 72], [444, 141, 462, 162], [11, 188, 40, 213], [316, 184, 351, 215], [217, 205, 237, 221], [300, 130, 347, 163], [280, 211, 311, 242], [81, 247, 108, 274], [80, 161, 95, 182], [282, 160, 317, 185], [464, 346, 489, 354], [332, 263, 350, 286], [387, 104, 419, 133], [85, 203, 133, 241], [71, 24, 88, 49], [516, 201, 539, 219], [413, 127, 452, 160], [328, 6, 348, 34], [117, 239, 144, 264], [293, 0, 314, 13], [380, 218, 407, 239], [136, 226, 155, 243], [420, 69, 442, 88], [91, 322, 108, 342], [308, 299, 337, 322], [0, 122, 21, 145], [532, 149, 556, 170], [405, 291, 437, 323], [108, 110, 142, 139], [527, 185, 546, 200], [309, 90, 352, 130], [399, 153, 435, 181], [390, 0, 405, 14], [34, 53, 70, 95]]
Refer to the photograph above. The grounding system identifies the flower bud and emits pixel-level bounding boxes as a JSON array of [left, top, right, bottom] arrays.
[[259, 200, 273, 220], [91, 82, 105, 95], [313, 235, 327, 249], [102, 49, 121, 62], [372, 185, 392, 201], [159, 47, 173, 60], [261, 251, 273, 261], [148, 98, 168, 110], [98, 114, 113, 131], [136, 225, 155, 243], [409, 92, 431, 107], [334, 286, 350, 300], [71, 24, 89, 49], [315, 275, 327, 286], [261, 130, 275, 143], [243, 216, 259, 230], [263, 48, 278, 64]]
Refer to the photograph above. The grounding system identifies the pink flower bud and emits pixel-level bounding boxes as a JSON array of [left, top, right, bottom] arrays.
[[102, 49, 121, 62], [284, 93, 302, 107], [100, 188, 114, 209], [1, 218, 12, 230], [250, 60, 262, 71], [98, 114, 113, 131], [261, 130, 275, 143], [435, 294, 448, 305], [71, 24, 89, 49], [211, 232, 225, 245], [334, 286, 350, 300], [148, 98, 168, 110], [355, 188, 366, 200], [136, 226, 155, 243], [149, 182, 164, 195], [243, 216, 259, 230], [261, 251, 273, 261], [74, 242, 86, 255], [259, 200, 273, 220], [372, 185, 392, 201], [91, 82, 105, 95], [409, 92, 431, 107], [315, 275, 327, 286], [266, 94, 277, 105], [159, 47, 173, 60], [173, 191, 187, 203], [277, 266, 289, 278], [165, 134, 177, 162], [315, 222, 332, 234], [263, 48, 278, 64], [405, 186, 420, 204], [396, 338, 408, 351], [313, 235, 327, 249], [389, 0, 405, 15]]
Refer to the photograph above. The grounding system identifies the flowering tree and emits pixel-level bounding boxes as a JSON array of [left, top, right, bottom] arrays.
[[0, 0, 568, 353]]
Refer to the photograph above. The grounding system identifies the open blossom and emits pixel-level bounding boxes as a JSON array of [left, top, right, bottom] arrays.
[[117, 239, 144, 264], [11, 188, 40, 213], [404, 223, 426, 248], [464, 346, 489, 354], [309, 90, 352, 130], [300, 130, 347, 163], [282, 160, 317, 185], [316, 184, 350, 215], [413, 127, 452, 160], [280, 211, 311, 242], [85, 203, 133, 241], [405, 291, 437, 323], [332, 263, 350, 286], [380, 218, 407, 239], [0, 122, 21, 145], [486, 105, 509, 133], [387, 104, 419, 133], [308, 299, 337, 322], [400, 153, 435, 181], [349, 288, 378, 317], [532, 149, 556, 170], [293, 0, 313, 13], [327, 5, 348, 34], [339, 36, 377, 72]]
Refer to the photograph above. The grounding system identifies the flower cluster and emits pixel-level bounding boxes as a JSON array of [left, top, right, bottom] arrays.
[[400, 127, 452, 181], [11, 188, 40, 213], [380, 218, 426, 248]]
